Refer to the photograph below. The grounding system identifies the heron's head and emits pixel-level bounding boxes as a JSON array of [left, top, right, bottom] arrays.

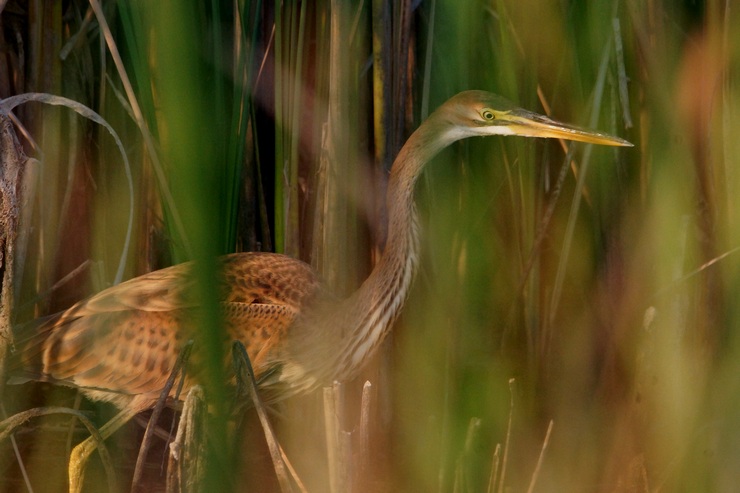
[[437, 90, 632, 147]]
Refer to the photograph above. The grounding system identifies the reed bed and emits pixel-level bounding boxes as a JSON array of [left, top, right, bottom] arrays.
[[1, 1, 739, 492]]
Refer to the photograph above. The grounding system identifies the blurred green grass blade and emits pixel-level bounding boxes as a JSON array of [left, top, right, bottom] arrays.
[[116, 4, 159, 138], [227, 0, 262, 251], [139, 1, 233, 489], [274, 0, 286, 253]]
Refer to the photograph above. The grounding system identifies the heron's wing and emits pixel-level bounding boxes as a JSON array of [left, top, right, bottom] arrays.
[[21, 310, 188, 398], [220, 252, 327, 379], [219, 252, 323, 308], [71, 262, 195, 316], [12, 252, 325, 403], [37, 249, 323, 319]]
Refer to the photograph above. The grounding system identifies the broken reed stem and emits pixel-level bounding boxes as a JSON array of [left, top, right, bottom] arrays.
[[453, 417, 481, 492], [498, 378, 516, 493], [323, 386, 339, 493], [339, 429, 353, 492], [324, 381, 353, 493], [359, 380, 373, 480], [232, 341, 294, 493], [332, 380, 346, 435], [487, 443, 502, 493], [131, 341, 194, 493], [166, 385, 206, 493], [334, 381, 354, 492], [324, 380, 377, 493], [526, 420, 554, 493]]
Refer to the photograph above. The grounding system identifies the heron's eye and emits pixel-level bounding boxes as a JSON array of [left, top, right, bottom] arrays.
[[481, 109, 495, 121]]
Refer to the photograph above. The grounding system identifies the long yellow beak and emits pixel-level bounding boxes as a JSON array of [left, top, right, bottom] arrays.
[[501, 109, 633, 147]]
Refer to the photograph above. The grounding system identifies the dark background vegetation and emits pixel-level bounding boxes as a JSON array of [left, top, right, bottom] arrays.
[[1, 0, 739, 492]]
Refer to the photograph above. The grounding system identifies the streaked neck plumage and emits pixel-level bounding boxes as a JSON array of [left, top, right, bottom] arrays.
[[333, 108, 464, 378]]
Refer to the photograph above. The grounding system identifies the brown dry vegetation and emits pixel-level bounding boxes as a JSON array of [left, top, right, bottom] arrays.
[[1, 1, 740, 492]]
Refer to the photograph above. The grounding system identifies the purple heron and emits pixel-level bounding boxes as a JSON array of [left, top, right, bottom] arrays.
[[10, 90, 631, 491]]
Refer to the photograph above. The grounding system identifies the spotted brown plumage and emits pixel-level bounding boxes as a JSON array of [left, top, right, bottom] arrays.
[[15, 252, 326, 411]]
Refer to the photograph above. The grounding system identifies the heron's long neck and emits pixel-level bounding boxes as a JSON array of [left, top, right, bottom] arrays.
[[336, 114, 459, 377]]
